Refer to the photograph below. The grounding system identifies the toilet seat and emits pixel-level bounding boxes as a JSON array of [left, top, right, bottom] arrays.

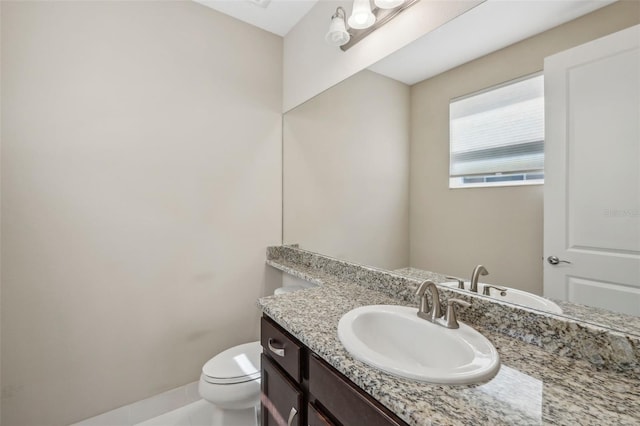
[[201, 341, 262, 385]]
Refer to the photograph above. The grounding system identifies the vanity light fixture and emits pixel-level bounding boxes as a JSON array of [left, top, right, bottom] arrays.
[[374, 0, 405, 9], [325, 7, 351, 47], [348, 0, 376, 29], [327, 0, 420, 52]]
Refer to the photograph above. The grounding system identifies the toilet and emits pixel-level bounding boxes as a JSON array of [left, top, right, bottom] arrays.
[[198, 340, 262, 426], [199, 283, 316, 425]]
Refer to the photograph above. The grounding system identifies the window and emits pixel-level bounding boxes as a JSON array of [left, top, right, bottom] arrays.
[[449, 74, 544, 188]]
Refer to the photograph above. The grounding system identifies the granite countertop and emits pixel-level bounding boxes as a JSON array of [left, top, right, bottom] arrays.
[[258, 267, 640, 425], [393, 267, 640, 338]]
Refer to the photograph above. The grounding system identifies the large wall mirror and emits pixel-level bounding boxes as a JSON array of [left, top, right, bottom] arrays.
[[283, 1, 640, 336]]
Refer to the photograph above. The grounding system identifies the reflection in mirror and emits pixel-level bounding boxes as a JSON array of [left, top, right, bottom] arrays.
[[283, 69, 410, 271], [282, 1, 640, 336]]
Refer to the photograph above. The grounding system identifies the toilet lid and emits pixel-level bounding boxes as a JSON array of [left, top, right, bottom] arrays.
[[202, 341, 262, 384]]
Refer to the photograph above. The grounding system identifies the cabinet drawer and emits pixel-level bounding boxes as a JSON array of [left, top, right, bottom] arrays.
[[261, 354, 302, 426], [308, 402, 337, 426], [308, 354, 408, 426], [260, 316, 303, 383]]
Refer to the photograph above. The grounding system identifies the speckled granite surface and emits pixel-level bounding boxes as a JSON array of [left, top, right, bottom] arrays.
[[555, 300, 640, 337], [266, 246, 448, 303], [267, 246, 640, 378], [258, 279, 640, 425], [394, 267, 640, 338]]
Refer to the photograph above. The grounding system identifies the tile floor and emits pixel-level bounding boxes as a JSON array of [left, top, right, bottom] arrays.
[[71, 382, 204, 426], [135, 400, 213, 426]]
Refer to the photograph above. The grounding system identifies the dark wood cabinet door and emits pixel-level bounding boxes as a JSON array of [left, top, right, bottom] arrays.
[[308, 354, 408, 426], [261, 354, 302, 426], [308, 402, 337, 426]]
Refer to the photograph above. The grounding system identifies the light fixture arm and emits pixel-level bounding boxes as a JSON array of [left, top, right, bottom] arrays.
[[332, 6, 347, 21]]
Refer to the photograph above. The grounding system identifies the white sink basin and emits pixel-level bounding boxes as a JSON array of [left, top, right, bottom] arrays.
[[440, 282, 563, 314], [337, 305, 500, 385]]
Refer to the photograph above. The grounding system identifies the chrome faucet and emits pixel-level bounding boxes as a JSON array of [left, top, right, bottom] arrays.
[[470, 265, 489, 293], [416, 281, 471, 329], [415, 280, 442, 321]]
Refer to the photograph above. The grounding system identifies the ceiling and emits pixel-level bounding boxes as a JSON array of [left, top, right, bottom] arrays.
[[368, 0, 617, 84], [193, 0, 319, 36], [195, 0, 618, 84]]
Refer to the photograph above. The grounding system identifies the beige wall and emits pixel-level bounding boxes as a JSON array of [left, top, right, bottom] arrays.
[[410, 1, 640, 294], [1, 2, 282, 425], [283, 70, 410, 270]]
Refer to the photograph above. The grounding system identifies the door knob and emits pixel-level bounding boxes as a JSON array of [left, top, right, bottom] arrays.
[[547, 256, 571, 265]]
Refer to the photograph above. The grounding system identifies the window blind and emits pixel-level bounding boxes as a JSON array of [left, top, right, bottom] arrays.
[[449, 75, 544, 178]]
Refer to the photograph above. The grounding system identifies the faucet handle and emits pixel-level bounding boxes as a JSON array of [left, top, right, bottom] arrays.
[[482, 285, 507, 296], [446, 276, 465, 289], [444, 299, 471, 329]]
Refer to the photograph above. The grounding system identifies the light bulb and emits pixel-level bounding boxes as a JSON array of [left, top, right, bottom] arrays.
[[374, 0, 405, 9], [348, 0, 375, 30]]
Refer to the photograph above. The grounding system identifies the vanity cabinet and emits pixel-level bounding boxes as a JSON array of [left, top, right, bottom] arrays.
[[260, 316, 408, 426], [261, 354, 302, 426], [307, 354, 406, 426], [260, 316, 303, 426]]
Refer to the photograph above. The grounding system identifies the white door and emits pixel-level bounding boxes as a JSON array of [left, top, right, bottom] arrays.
[[544, 24, 640, 316]]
